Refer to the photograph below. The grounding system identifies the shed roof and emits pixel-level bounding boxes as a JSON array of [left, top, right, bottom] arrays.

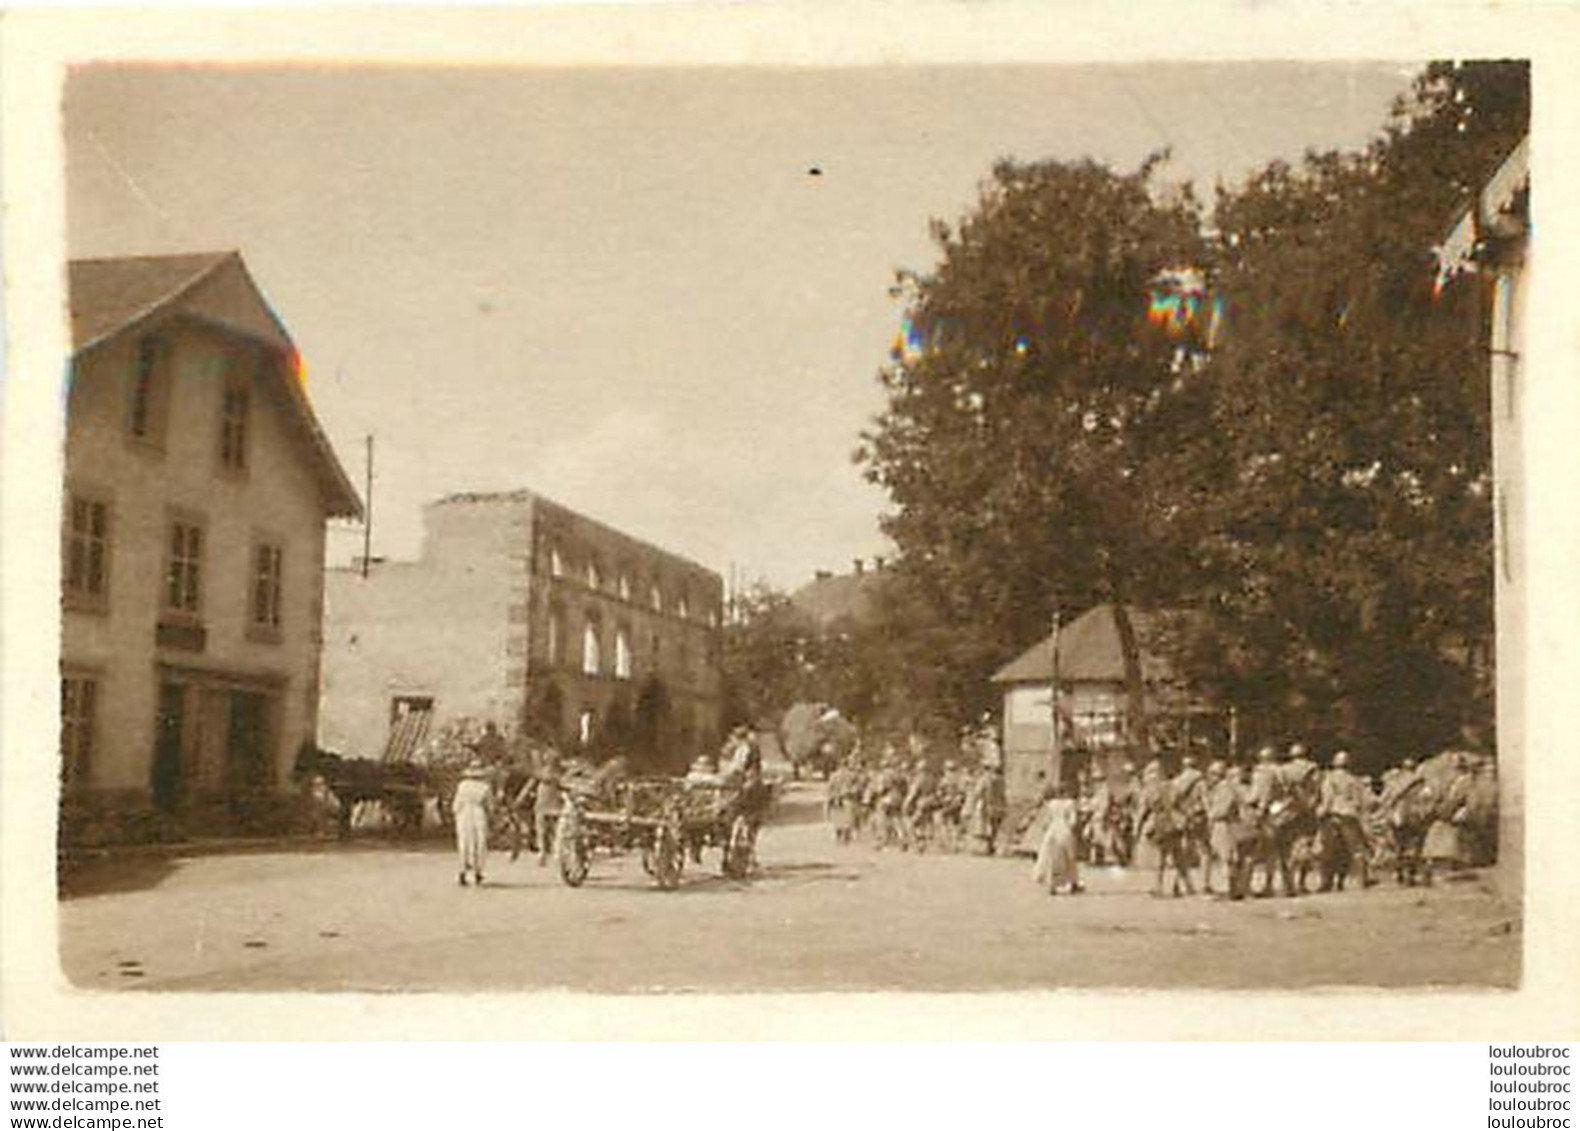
[[991, 604, 1181, 685], [68, 251, 363, 519]]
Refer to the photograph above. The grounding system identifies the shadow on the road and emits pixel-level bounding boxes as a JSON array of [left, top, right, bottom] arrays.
[[754, 860, 845, 879], [763, 789, 830, 829], [58, 853, 180, 900], [57, 834, 466, 900]]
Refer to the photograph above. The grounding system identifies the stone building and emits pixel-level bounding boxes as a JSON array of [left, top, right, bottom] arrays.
[[61, 252, 362, 839], [320, 491, 724, 772]]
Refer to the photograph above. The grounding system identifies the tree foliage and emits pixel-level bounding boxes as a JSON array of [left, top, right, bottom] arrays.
[[857, 154, 1212, 733], [1179, 61, 1526, 762], [856, 61, 1528, 768]]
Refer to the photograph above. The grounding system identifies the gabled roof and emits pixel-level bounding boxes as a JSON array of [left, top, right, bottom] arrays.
[[68, 251, 363, 519], [68, 252, 237, 353], [1436, 134, 1529, 280], [991, 604, 1180, 685]]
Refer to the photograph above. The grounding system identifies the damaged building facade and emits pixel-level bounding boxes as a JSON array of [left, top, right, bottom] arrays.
[[320, 491, 724, 772]]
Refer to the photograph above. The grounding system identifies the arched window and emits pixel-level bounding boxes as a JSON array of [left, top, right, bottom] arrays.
[[546, 605, 564, 666], [549, 546, 564, 578], [650, 583, 663, 612], [615, 626, 633, 680], [582, 618, 602, 676], [618, 572, 632, 602], [586, 560, 601, 590], [677, 593, 690, 620]]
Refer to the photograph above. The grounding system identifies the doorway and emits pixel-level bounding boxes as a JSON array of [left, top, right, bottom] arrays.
[[225, 690, 273, 795], [151, 681, 186, 811]]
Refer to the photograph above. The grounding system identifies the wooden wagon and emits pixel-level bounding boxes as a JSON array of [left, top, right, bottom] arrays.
[[554, 774, 769, 890]]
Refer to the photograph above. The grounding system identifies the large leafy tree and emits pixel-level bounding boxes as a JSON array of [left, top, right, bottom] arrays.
[[858, 155, 1211, 737], [1182, 61, 1527, 764], [857, 61, 1526, 767], [719, 584, 816, 729]]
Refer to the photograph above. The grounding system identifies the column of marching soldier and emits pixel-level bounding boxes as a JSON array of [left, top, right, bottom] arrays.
[[822, 734, 1500, 899]]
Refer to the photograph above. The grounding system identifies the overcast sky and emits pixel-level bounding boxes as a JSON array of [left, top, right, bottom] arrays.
[[65, 62, 1415, 591]]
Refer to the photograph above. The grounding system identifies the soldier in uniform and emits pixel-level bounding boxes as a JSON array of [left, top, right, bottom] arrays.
[[1137, 760, 1192, 896], [1282, 742, 1320, 797], [825, 758, 858, 845], [903, 758, 938, 852], [1423, 752, 1476, 881], [877, 754, 909, 851], [1245, 746, 1286, 895], [1248, 746, 1284, 810], [1170, 755, 1210, 889], [1465, 757, 1499, 866], [1317, 750, 1372, 889], [936, 760, 968, 852], [1204, 760, 1247, 899]]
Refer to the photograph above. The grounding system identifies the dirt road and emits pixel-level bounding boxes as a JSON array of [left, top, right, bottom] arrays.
[[59, 782, 1519, 992]]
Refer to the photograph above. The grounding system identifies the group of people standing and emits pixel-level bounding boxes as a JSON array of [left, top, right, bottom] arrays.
[[819, 725, 1499, 903], [824, 723, 1010, 856], [1035, 742, 1498, 899], [448, 727, 571, 888]]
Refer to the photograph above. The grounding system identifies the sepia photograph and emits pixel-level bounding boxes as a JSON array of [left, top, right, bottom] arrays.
[[10, 39, 1532, 1006]]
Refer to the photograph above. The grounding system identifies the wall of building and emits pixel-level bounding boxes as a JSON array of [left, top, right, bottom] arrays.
[[318, 498, 524, 754], [1492, 243, 1526, 892], [525, 497, 724, 766], [319, 492, 725, 770], [1000, 681, 1136, 803], [62, 315, 330, 804]]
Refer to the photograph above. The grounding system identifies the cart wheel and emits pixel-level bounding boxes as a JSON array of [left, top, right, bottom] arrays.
[[724, 816, 755, 879], [653, 825, 683, 891], [556, 815, 594, 890]]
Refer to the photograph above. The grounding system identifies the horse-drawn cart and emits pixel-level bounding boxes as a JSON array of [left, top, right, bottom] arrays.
[[554, 774, 770, 890]]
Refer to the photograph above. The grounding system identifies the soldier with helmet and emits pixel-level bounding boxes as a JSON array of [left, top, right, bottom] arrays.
[[1204, 760, 1249, 898], [1317, 750, 1373, 888], [1169, 755, 1210, 889]]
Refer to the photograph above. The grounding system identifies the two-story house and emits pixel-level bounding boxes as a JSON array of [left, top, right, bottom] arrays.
[[62, 251, 361, 840]]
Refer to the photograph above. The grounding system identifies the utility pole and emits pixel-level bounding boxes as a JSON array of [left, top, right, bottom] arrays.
[[1049, 605, 1062, 789], [361, 433, 374, 579]]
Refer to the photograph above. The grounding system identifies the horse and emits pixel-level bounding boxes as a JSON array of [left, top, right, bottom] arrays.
[[1310, 815, 1357, 892], [1247, 789, 1319, 898], [1385, 779, 1437, 886], [292, 743, 428, 840]]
